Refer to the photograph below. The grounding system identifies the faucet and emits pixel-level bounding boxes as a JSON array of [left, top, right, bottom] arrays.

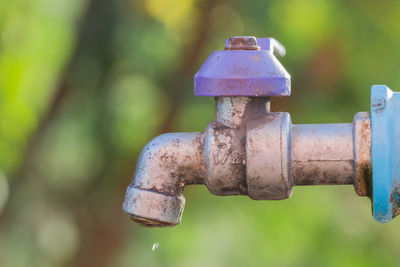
[[123, 36, 400, 226]]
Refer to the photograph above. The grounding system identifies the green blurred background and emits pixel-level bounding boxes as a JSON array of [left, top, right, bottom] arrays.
[[1, 0, 400, 266]]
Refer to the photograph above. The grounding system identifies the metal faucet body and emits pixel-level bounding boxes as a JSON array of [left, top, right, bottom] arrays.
[[123, 98, 370, 227], [123, 36, 398, 226]]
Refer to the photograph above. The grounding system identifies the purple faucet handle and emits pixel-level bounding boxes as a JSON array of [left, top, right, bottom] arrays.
[[194, 36, 291, 97]]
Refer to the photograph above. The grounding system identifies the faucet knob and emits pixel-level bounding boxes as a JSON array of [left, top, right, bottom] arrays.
[[194, 36, 291, 97]]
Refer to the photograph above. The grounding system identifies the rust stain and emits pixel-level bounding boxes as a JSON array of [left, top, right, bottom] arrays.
[[130, 215, 175, 228], [354, 115, 372, 196]]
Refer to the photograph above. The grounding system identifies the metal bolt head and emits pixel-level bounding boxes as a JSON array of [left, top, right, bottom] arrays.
[[225, 36, 260, 50]]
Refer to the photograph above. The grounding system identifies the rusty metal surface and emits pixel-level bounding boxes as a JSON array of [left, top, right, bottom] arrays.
[[246, 112, 292, 200], [204, 97, 271, 195], [123, 95, 376, 227], [225, 36, 260, 50], [215, 97, 270, 128], [353, 112, 372, 196], [122, 36, 400, 227], [123, 95, 375, 227], [291, 123, 354, 185], [204, 123, 247, 195], [123, 187, 185, 227], [122, 132, 206, 226]]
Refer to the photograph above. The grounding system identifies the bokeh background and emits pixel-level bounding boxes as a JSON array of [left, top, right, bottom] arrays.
[[1, 0, 400, 266]]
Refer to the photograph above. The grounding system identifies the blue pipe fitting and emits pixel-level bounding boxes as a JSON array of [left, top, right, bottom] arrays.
[[371, 85, 400, 223]]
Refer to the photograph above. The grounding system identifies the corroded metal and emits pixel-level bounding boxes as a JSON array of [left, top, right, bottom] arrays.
[[353, 112, 372, 196], [123, 132, 206, 226], [123, 96, 373, 227], [123, 36, 377, 227], [246, 112, 292, 200], [291, 123, 353, 186], [225, 36, 260, 50]]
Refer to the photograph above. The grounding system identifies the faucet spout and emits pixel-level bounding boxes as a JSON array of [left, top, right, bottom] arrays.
[[123, 132, 206, 227]]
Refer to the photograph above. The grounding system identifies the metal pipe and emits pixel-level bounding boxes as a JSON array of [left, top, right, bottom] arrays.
[[291, 123, 354, 185]]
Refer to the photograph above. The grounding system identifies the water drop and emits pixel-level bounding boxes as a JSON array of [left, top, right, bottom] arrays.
[[152, 242, 159, 251]]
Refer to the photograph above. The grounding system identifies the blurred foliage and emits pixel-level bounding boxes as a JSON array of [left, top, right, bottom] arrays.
[[1, 0, 400, 266]]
